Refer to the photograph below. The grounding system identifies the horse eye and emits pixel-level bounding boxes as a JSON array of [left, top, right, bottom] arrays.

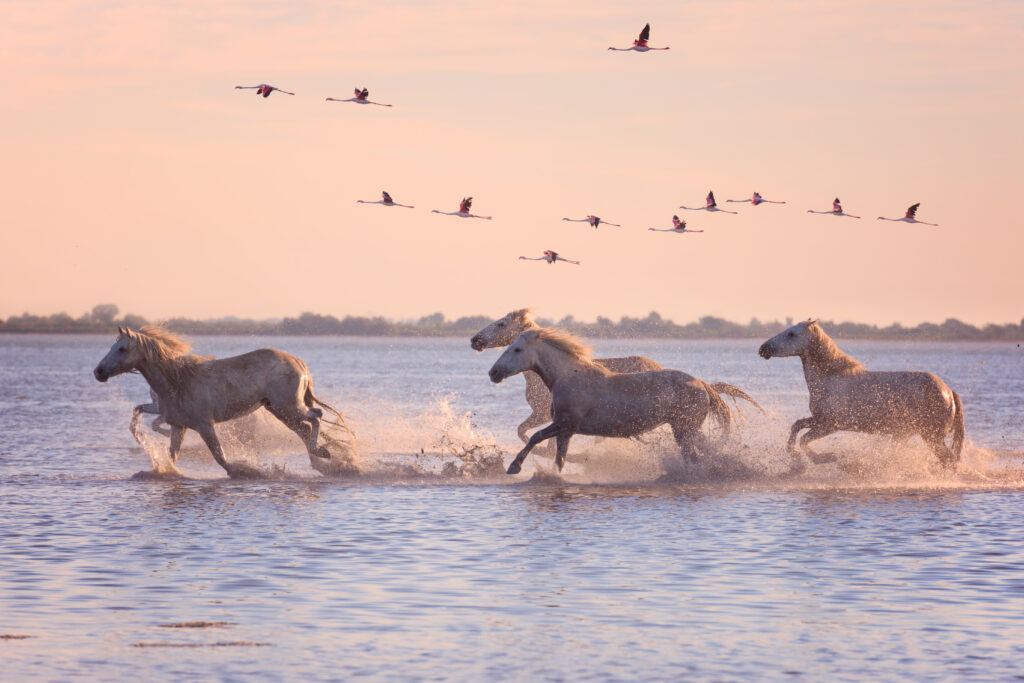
[[514, 348, 521, 353], [497, 322, 505, 327], [787, 332, 795, 337]]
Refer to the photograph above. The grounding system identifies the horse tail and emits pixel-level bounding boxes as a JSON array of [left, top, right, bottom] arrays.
[[702, 381, 733, 438], [951, 390, 965, 462], [709, 382, 766, 415]]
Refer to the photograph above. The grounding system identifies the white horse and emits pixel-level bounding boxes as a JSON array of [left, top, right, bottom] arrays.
[[758, 320, 965, 467], [489, 329, 740, 474], [471, 309, 661, 448], [471, 309, 761, 452], [95, 326, 353, 478]]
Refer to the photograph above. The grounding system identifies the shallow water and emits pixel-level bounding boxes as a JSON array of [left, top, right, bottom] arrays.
[[1, 335, 1022, 680]]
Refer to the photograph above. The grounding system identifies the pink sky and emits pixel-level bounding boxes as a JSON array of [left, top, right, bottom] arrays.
[[1, 0, 1021, 326]]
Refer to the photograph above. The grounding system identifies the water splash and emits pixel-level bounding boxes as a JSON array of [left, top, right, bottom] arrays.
[[119, 391, 1021, 489]]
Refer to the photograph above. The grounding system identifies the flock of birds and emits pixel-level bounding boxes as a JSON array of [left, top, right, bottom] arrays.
[[236, 22, 939, 267]]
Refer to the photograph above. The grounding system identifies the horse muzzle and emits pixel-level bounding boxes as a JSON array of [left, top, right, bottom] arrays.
[[757, 342, 774, 360], [470, 335, 485, 352], [488, 367, 506, 384], [94, 366, 109, 382]]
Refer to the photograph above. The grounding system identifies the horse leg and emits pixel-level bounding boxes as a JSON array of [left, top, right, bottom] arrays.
[[923, 432, 957, 469], [304, 408, 330, 459], [508, 419, 573, 475], [670, 423, 702, 463], [786, 417, 816, 454], [266, 405, 329, 459], [130, 401, 161, 443], [799, 424, 838, 464], [195, 423, 256, 478], [169, 425, 186, 465], [521, 375, 555, 454], [554, 434, 572, 471], [517, 408, 552, 451], [152, 415, 171, 438]]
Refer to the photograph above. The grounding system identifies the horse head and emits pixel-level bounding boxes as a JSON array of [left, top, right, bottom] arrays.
[[758, 319, 819, 359], [470, 308, 534, 351], [93, 327, 144, 382], [488, 330, 540, 383]]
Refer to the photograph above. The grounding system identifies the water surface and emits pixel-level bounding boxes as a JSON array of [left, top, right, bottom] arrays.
[[1, 335, 1022, 680]]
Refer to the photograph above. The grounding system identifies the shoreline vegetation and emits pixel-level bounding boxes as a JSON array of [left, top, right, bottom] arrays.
[[1, 305, 1022, 342]]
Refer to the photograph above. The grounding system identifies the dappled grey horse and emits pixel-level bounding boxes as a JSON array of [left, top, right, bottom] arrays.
[[758, 319, 965, 467]]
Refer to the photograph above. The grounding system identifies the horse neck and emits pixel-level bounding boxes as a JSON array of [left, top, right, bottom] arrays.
[[529, 342, 599, 389], [135, 353, 190, 401], [798, 335, 863, 386]]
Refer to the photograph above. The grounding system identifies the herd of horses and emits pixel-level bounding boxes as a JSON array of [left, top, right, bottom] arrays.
[[93, 309, 966, 479]]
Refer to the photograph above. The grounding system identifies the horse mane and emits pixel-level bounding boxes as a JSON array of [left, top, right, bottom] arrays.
[[806, 324, 865, 375], [535, 327, 599, 366], [137, 325, 192, 356], [132, 325, 207, 390], [510, 307, 534, 323]]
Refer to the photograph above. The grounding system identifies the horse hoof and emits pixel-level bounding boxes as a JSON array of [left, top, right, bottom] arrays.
[[507, 462, 522, 475], [314, 446, 331, 459]]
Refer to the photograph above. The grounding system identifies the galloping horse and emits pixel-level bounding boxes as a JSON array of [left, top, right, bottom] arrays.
[[94, 326, 348, 478], [471, 309, 661, 446], [758, 320, 965, 467], [471, 309, 761, 449], [489, 328, 761, 475]]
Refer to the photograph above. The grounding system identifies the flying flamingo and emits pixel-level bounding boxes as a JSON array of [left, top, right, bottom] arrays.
[[608, 23, 670, 51], [519, 250, 581, 265], [562, 215, 621, 229], [808, 198, 861, 219], [877, 203, 938, 226], [356, 191, 414, 208], [726, 192, 786, 206], [649, 215, 705, 234], [235, 84, 294, 98], [326, 88, 393, 107], [679, 191, 738, 214], [431, 197, 492, 220]]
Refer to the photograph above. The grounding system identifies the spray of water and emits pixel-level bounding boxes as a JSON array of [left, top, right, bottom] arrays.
[[120, 390, 1021, 489]]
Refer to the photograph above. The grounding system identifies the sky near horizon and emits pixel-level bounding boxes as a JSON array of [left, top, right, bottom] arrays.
[[1, 0, 1022, 326]]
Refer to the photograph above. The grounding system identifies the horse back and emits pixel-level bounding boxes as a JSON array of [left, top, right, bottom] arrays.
[[596, 355, 663, 373], [815, 370, 956, 434], [205, 348, 308, 375], [552, 368, 708, 437]]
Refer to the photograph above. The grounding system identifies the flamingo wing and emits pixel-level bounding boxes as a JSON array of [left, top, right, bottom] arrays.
[[639, 23, 650, 42], [382, 191, 393, 203], [906, 203, 920, 219]]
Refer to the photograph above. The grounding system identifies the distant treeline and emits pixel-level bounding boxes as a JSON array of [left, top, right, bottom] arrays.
[[1, 304, 1022, 341]]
